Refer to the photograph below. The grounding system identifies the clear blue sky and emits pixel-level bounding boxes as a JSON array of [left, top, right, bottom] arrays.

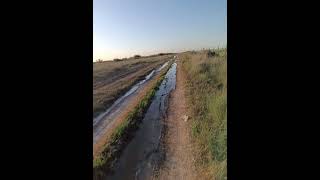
[[93, 0, 227, 61]]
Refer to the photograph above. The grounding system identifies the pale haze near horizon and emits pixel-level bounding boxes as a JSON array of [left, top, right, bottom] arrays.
[[93, 0, 226, 61]]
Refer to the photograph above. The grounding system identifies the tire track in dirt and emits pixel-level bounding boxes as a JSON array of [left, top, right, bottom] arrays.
[[155, 59, 198, 180]]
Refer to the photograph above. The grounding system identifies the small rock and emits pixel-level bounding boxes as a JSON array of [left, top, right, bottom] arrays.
[[182, 115, 189, 122]]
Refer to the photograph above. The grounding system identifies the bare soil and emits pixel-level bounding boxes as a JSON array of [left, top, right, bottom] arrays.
[[93, 55, 172, 118], [156, 59, 198, 180]]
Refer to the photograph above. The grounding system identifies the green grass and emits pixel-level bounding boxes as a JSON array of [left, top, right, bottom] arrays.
[[181, 48, 227, 179], [93, 63, 170, 174]]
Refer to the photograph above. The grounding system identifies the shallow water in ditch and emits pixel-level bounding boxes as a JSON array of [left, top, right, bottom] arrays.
[[93, 61, 170, 145], [105, 62, 177, 180]]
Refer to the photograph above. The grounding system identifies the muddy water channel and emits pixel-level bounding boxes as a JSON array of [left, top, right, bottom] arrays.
[[105, 62, 177, 180], [93, 61, 170, 145]]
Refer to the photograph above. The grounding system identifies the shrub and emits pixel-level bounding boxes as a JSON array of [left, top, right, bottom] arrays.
[[133, 55, 141, 59]]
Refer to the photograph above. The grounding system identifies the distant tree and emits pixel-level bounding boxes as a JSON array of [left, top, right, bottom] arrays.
[[113, 58, 122, 62], [97, 59, 103, 63], [133, 55, 141, 59]]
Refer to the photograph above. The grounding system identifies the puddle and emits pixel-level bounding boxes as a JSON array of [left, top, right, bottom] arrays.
[[104, 62, 177, 180], [156, 61, 169, 72]]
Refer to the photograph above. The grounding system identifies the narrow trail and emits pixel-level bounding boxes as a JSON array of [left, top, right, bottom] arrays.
[[156, 60, 198, 180]]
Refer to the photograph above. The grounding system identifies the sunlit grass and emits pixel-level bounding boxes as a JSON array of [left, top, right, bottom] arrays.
[[181, 48, 227, 180]]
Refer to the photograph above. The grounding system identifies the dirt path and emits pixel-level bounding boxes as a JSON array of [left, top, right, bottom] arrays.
[[156, 60, 197, 180], [93, 69, 165, 158]]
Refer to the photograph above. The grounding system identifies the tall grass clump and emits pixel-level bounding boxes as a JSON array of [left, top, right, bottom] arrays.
[[181, 48, 227, 180]]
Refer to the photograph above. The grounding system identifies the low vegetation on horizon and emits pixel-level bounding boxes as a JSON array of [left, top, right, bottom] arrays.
[[94, 53, 176, 63]]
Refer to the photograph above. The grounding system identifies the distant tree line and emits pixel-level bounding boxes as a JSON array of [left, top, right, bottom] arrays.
[[97, 52, 177, 63], [113, 58, 122, 62]]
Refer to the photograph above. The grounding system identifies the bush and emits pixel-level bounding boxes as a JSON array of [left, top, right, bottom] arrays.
[[207, 50, 216, 58], [133, 55, 141, 59]]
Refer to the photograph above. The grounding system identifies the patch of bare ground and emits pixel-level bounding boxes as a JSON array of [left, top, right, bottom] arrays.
[[155, 60, 198, 180]]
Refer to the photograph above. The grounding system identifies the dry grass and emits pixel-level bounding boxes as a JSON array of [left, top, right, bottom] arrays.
[[93, 55, 172, 118], [180, 48, 227, 180]]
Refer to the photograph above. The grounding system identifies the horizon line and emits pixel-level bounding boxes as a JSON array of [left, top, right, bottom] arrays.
[[93, 46, 227, 62]]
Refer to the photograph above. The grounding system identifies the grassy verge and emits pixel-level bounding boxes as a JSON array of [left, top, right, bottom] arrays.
[[181, 49, 227, 179], [93, 62, 172, 179]]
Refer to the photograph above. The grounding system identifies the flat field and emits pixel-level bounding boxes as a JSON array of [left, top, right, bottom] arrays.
[[93, 55, 173, 118]]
